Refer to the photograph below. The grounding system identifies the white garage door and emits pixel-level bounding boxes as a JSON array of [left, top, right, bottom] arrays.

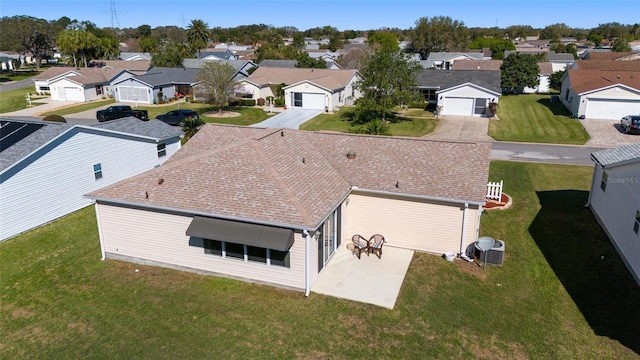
[[444, 97, 473, 116], [585, 98, 640, 120], [64, 87, 83, 102], [117, 86, 151, 104], [292, 92, 325, 110]]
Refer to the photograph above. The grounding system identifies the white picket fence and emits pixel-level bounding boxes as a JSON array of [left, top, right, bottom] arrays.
[[486, 180, 503, 200]]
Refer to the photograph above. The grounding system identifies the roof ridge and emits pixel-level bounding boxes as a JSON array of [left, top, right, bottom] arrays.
[[249, 140, 314, 226]]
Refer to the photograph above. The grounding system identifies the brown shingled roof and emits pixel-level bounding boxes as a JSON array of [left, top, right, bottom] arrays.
[[583, 51, 636, 60], [451, 60, 503, 71], [50, 67, 125, 86], [572, 60, 640, 72], [567, 69, 640, 93], [246, 67, 358, 91], [87, 124, 491, 229]]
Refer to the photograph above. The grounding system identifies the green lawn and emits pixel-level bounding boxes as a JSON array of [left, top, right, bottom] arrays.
[[40, 98, 116, 117], [300, 107, 438, 137], [489, 94, 591, 144], [2, 162, 638, 358], [0, 86, 49, 114]]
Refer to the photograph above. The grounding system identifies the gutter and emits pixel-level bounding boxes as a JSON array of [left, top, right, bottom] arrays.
[[303, 230, 311, 297], [350, 186, 486, 207], [459, 203, 468, 256]]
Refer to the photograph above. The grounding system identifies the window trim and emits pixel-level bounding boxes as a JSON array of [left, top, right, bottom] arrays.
[[157, 143, 166, 158], [600, 171, 608, 191], [93, 163, 103, 180], [202, 238, 290, 268]]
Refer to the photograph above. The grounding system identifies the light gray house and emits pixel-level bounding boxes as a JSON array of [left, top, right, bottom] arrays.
[[0, 117, 183, 241], [588, 143, 640, 285], [112, 67, 200, 104], [416, 70, 501, 116], [86, 124, 491, 295], [421, 52, 487, 69]]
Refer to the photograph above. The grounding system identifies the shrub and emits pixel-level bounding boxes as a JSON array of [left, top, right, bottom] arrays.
[[241, 99, 256, 106], [274, 98, 285, 107], [257, 98, 265, 106], [408, 101, 427, 109], [266, 96, 274, 104], [228, 99, 240, 106], [43, 114, 66, 123]]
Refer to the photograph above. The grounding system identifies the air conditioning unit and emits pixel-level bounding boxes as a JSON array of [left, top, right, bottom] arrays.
[[474, 237, 505, 266]]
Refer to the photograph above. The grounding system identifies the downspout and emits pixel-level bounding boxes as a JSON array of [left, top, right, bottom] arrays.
[[459, 203, 468, 256], [94, 201, 106, 261], [303, 230, 311, 297]]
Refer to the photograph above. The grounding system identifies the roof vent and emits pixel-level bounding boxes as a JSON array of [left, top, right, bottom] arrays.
[[158, 178, 164, 185], [346, 150, 356, 159]]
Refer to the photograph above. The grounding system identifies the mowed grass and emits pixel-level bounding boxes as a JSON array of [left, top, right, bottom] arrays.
[[0, 86, 49, 114], [300, 107, 438, 137], [1, 162, 639, 358], [39, 98, 116, 117], [489, 94, 591, 144]]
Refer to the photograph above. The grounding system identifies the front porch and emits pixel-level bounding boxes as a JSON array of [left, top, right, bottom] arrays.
[[311, 243, 414, 309]]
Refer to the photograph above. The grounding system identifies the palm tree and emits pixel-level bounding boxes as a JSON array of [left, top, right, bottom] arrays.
[[187, 19, 209, 59]]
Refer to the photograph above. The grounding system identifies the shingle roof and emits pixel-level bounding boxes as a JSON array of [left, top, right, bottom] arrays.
[[87, 124, 491, 230], [245, 67, 358, 91], [49, 67, 126, 86], [0, 118, 182, 173], [258, 60, 299, 68], [416, 69, 502, 93], [582, 51, 636, 60], [32, 66, 78, 80], [591, 142, 640, 167], [567, 69, 640, 94], [133, 67, 200, 86], [571, 60, 640, 72], [451, 60, 503, 71]]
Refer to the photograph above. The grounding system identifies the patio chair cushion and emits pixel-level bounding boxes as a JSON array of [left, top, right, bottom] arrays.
[[371, 241, 383, 249]]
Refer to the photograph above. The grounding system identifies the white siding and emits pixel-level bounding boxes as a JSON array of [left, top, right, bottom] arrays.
[[590, 163, 640, 284], [439, 85, 498, 117], [96, 204, 307, 290], [50, 78, 85, 102], [345, 193, 480, 255], [0, 130, 179, 241], [284, 83, 329, 110]]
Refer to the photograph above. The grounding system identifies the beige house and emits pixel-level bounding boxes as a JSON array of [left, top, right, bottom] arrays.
[[87, 125, 491, 294], [236, 67, 362, 111]]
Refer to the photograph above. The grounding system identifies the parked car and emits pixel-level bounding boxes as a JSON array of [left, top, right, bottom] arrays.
[[96, 105, 148, 122], [620, 115, 640, 135], [156, 109, 199, 126]]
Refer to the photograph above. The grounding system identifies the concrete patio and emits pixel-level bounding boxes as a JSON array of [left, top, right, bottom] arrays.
[[311, 242, 414, 309]]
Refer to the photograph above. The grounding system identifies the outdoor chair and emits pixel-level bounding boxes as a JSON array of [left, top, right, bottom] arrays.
[[351, 234, 369, 259], [368, 234, 386, 259]]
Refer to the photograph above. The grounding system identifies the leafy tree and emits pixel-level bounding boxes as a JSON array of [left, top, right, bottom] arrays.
[[611, 37, 632, 52], [539, 23, 571, 42], [409, 16, 469, 59], [469, 37, 515, 60], [550, 43, 577, 59], [139, 36, 159, 53], [549, 70, 566, 91], [0, 16, 56, 69], [504, 25, 536, 40], [500, 53, 540, 94], [181, 117, 205, 141], [295, 52, 327, 68], [327, 34, 343, 52], [292, 32, 305, 49], [367, 31, 399, 52], [354, 49, 422, 124], [137, 24, 152, 38], [151, 41, 190, 67], [194, 61, 238, 112], [57, 27, 98, 67], [587, 34, 604, 48], [187, 19, 210, 59]]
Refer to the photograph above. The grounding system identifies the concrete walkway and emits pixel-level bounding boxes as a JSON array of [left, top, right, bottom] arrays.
[[580, 119, 640, 147], [311, 243, 414, 309], [251, 108, 322, 129], [425, 115, 494, 142]]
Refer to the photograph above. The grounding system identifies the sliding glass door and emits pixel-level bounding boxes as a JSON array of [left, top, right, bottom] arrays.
[[317, 206, 342, 273]]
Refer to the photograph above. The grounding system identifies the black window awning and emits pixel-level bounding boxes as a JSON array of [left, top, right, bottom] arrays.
[[186, 216, 294, 252]]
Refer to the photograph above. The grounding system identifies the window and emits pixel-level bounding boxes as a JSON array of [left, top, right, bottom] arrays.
[[420, 89, 437, 103], [95, 85, 103, 96], [93, 163, 102, 180], [202, 239, 289, 268], [634, 210, 640, 234], [204, 239, 222, 256], [157, 143, 166, 158], [600, 171, 608, 191]]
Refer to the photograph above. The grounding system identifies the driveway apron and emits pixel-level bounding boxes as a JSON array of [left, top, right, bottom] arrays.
[[425, 115, 493, 142], [251, 108, 322, 129]]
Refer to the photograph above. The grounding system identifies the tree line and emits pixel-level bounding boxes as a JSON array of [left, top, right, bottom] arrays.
[[1, 14, 638, 70]]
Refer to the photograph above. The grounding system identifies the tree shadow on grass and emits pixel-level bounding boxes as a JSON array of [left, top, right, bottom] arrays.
[[537, 97, 573, 117], [529, 190, 640, 354]]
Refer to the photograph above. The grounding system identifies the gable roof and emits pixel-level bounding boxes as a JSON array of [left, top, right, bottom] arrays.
[[0, 117, 182, 174], [452, 60, 503, 71], [591, 142, 640, 167], [245, 67, 358, 91], [90, 59, 151, 72], [581, 51, 636, 60], [132, 67, 200, 86], [426, 52, 485, 61], [504, 50, 575, 62], [416, 69, 502, 93], [200, 50, 236, 60], [86, 124, 491, 230], [48, 67, 130, 86], [566, 69, 640, 94]]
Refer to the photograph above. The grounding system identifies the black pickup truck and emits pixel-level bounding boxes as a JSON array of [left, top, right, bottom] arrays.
[[96, 105, 149, 122]]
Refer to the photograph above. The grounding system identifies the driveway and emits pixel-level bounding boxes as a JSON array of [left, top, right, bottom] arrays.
[[251, 108, 322, 129], [424, 115, 493, 142], [580, 119, 640, 147]]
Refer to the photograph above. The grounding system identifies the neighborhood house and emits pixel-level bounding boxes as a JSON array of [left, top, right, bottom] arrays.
[[86, 124, 491, 295], [0, 117, 183, 241]]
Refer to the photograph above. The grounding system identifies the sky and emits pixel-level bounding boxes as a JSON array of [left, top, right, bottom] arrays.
[[1, 0, 639, 31]]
